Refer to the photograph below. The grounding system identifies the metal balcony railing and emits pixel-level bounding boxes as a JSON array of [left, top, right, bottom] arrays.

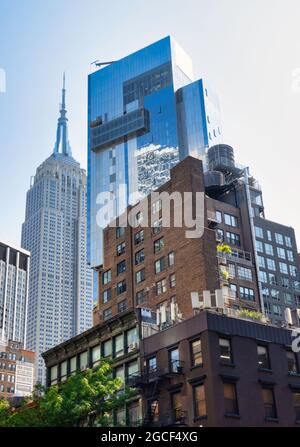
[[127, 361, 185, 388]]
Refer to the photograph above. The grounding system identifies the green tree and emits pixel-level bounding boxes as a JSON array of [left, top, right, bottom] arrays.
[[0, 360, 135, 427]]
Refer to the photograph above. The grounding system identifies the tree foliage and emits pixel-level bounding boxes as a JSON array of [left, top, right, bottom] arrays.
[[0, 361, 134, 427]]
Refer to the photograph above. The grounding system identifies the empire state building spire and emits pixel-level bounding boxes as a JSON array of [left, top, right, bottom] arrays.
[[53, 73, 72, 156]]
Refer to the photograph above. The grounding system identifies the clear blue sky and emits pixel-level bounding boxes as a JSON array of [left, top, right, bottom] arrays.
[[1, 0, 300, 247]]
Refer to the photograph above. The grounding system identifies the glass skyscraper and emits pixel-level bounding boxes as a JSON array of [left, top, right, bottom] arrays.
[[88, 36, 222, 268]]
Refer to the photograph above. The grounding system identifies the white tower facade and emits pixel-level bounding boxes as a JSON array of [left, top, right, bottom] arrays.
[[21, 77, 93, 383], [0, 240, 30, 344]]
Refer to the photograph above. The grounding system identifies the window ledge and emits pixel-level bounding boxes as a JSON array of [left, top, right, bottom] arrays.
[[194, 415, 208, 422], [220, 361, 236, 368], [265, 417, 279, 423], [225, 413, 240, 419], [288, 372, 300, 378], [258, 368, 273, 373], [190, 364, 204, 371]]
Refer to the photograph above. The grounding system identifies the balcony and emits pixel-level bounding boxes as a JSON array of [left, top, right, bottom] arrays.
[[91, 108, 150, 152], [217, 248, 252, 267], [127, 361, 185, 388], [145, 409, 188, 427]]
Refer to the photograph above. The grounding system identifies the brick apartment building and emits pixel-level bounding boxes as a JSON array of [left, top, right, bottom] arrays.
[[136, 309, 300, 427], [0, 338, 35, 401], [94, 154, 265, 327], [43, 307, 300, 427]]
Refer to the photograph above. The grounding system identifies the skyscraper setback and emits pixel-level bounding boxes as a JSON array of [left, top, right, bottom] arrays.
[[88, 36, 223, 268], [21, 77, 93, 384]]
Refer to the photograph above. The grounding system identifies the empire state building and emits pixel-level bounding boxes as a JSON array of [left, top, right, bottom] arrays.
[[21, 76, 93, 383]]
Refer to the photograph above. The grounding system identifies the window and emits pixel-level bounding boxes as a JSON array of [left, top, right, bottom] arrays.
[[255, 226, 264, 238], [257, 255, 266, 268], [266, 258, 276, 271], [265, 243, 274, 256], [115, 408, 126, 426], [147, 356, 157, 373], [226, 232, 240, 246], [257, 345, 270, 369], [114, 334, 124, 358], [285, 236, 292, 247], [135, 211, 143, 226], [154, 237, 164, 254], [116, 226, 125, 238], [103, 307, 112, 320], [154, 257, 166, 274], [118, 300, 127, 313], [116, 242, 125, 256], [290, 266, 298, 277], [136, 289, 147, 305], [156, 278, 167, 295], [135, 249, 145, 265], [171, 392, 183, 421], [293, 392, 300, 422], [277, 247, 286, 259], [224, 214, 238, 227], [169, 273, 176, 288], [259, 271, 267, 283], [127, 360, 139, 381], [152, 219, 162, 235], [102, 269, 112, 285], [287, 250, 294, 262], [117, 260, 126, 275], [134, 230, 144, 245], [281, 277, 290, 288], [273, 304, 282, 317], [256, 241, 264, 252], [128, 401, 142, 427], [169, 348, 180, 372], [268, 273, 277, 285], [216, 228, 224, 242], [117, 280, 126, 295], [115, 365, 125, 386], [70, 356, 77, 374], [103, 339, 112, 357], [279, 262, 288, 275], [270, 288, 280, 300], [284, 293, 293, 305], [152, 199, 162, 214], [239, 286, 255, 301], [228, 263, 236, 278], [148, 400, 159, 423], [135, 268, 145, 284], [102, 288, 112, 304], [262, 387, 277, 419], [92, 345, 101, 366], [50, 365, 58, 384], [275, 233, 284, 245], [223, 383, 239, 415], [194, 384, 207, 418], [237, 266, 252, 281], [168, 251, 175, 266], [216, 211, 222, 223], [219, 338, 232, 363], [287, 351, 298, 375], [126, 327, 138, 352], [191, 339, 203, 366], [80, 351, 88, 371], [60, 361, 67, 380]]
